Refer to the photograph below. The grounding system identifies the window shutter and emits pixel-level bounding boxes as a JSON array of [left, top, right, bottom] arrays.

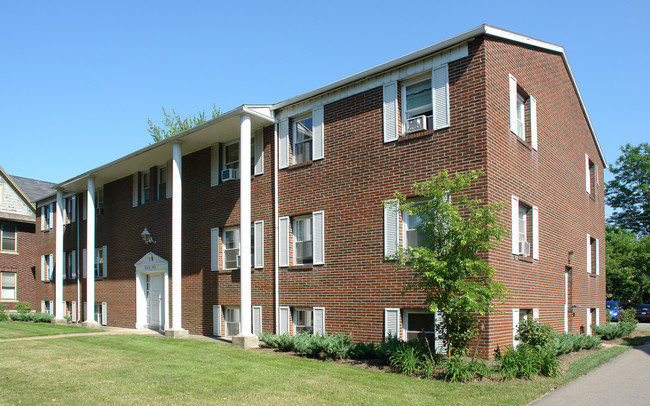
[[312, 106, 324, 160], [595, 238, 600, 275], [254, 132, 264, 175], [585, 154, 590, 194], [384, 308, 400, 339], [384, 200, 399, 258], [71, 250, 76, 279], [210, 145, 220, 186], [132, 173, 139, 207], [530, 96, 538, 150], [254, 221, 264, 268], [82, 249, 87, 279], [383, 82, 398, 143], [511, 196, 519, 255], [595, 308, 600, 326], [72, 301, 77, 322], [586, 234, 591, 274], [166, 160, 173, 198], [102, 302, 107, 325], [279, 119, 289, 169], [41, 300, 45, 313], [313, 211, 324, 265], [512, 308, 520, 348], [211, 227, 220, 271], [509, 74, 518, 134], [83, 302, 87, 321], [41, 255, 45, 281], [62, 301, 66, 317], [279, 217, 289, 267], [48, 203, 54, 228], [102, 246, 108, 278], [252, 306, 262, 336], [532, 206, 539, 260], [279, 306, 290, 335], [40, 206, 45, 230], [313, 307, 325, 335], [432, 64, 450, 130], [62, 254, 67, 280], [82, 194, 87, 221], [49, 301, 54, 315], [434, 312, 447, 354], [533, 308, 539, 320], [49, 254, 54, 281], [213, 305, 222, 336], [586, 308, 592, 335], [71, 195, 76, 222]]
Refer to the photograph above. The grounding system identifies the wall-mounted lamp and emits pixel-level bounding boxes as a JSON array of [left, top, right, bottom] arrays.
[[141, 227, 156, 245], [568, 251, 574, 265]]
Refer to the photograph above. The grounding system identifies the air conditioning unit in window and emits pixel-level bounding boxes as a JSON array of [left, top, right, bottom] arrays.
[[519, 241, 531, 257], [222, 169, 239, 181], [407, 115, 427, 133]]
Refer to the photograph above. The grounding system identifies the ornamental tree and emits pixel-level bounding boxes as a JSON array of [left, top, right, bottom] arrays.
[[147, 103, 221, 142], [394, 170, 509, 358]]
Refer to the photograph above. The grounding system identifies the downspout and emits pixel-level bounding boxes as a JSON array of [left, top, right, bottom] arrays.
[[77, 194, 81, 323], [274, 121, 279, 333]]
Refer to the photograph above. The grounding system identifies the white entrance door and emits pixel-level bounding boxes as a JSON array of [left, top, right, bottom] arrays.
[[146, 274, 164, 330]]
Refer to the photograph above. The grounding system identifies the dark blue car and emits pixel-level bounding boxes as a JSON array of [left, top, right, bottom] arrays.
[[606, 301, 622, 322]]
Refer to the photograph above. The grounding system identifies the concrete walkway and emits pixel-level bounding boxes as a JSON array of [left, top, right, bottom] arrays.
[[532, 342, 650, 405]]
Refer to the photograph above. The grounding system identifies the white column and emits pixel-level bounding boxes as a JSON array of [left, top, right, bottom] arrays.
[[240, 115, 252, 336], [171, 142, 183, 331], [54, 190, 64, 320], [86, 178, 96, 323]]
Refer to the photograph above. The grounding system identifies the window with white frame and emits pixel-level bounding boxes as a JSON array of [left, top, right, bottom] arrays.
[[94, 303, 106, 325], [96, 188, 104, 215], [402, 76, 433, 134], [587, 234, 599, 275], [64, 195, 76, 224], [141, 172, 151, 204], [515, 93, 525, 140], [292, 115, 313, 164], [511, 196, 538, 259], [64, 251, 77, 280], [223, 227, 240, 270], [94, 247, 106, 278], [158, 166, 167, 199], [42, 254, 53, 281], [518, 205, 528, 248], [1, 272, 16, 300], [585, 154, 597, 196], [403, 210, 425, 249], [223, 141, 240, 176], [41, 204, 52, 231], [509, 74, 537, 150], [403, 310, 436, 342], [293, 216, 313, 265], [225, 307, 240, 336], [1, 224, 16, 252], [294, 308, 313, 334]]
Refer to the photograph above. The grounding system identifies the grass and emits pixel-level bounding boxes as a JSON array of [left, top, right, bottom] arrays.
[[1, 331, 649, 405], [0, 321, 103, 339]]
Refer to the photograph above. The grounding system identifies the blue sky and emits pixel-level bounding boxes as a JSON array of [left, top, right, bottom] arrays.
[[1, 1, 647, 186]]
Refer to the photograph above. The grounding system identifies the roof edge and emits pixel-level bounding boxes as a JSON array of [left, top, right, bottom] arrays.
[[0, 165, 36, 212]]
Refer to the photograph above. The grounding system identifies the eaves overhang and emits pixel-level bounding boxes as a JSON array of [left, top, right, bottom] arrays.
[[0, 165, 36, 213]]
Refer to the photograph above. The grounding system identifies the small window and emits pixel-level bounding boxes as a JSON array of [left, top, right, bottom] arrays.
[[403, 211, 425, 249], [588, 235, 599, 275], [94, 303, 103, 325], [293, 216, 313, 265], [404, 311, 436, 342], [95, 188, 104, 215], [1, 272, 16, 300], [586, 155, 596, 197], [509, 74, 537, 150], [44, 255, 53, 281], [515, 93, 525, 140], [294, 308, 313, 334], [1, 224, 16, 252], [402, 77, 433, 134], [512, 197, 537, 259], [94, 248, 104, 278], [223, 227, 240, 270], [158, 166, 167, 199], [225, 307, 241, 336], [42, 205, 51, 230], [141, 172, 151, 204], [64, 196, 76, 224], [292, 115, 313, 164]]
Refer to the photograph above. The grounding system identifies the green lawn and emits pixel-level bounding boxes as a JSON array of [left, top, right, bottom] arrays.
[[0, 332, 644, 406], [0, 321, 103, 339]]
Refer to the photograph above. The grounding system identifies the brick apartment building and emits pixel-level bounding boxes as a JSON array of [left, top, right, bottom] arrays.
[[1, 166, 54, 311], [33, 25, 606, 355]]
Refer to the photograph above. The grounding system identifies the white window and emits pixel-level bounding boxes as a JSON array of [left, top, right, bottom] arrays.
[[41, 204, 53, 231], [509, 74, 538, 150], [225, 307, 241, 336], [402, 76, 433, 133], [511, 196, 538, 259], [64, 251, 76, 280], [94, 302, 107, 325], [94, 246, 107, 278], [587, 234, 599, 275], [518, 205, 527, 246], [516, 93, 525, 140], [293, 216, 313, 265], [512, 308, 539, 347], [585, 154, 597, 195], [95, 188, 104, 215], [294, 308, 313, 334], [224, 141, 240, 174], [1, 272, 16, 300], [41, 254, 53, 281], [64, 195, 76, 224], [141, 172, 151, 204], [1, 224, 16, 252], [403, 310, 436, 342], [293, 115, 313, 164], [403, 210, 425, 249], [223, 227, 240, 270], [158, 166, 167, 199]]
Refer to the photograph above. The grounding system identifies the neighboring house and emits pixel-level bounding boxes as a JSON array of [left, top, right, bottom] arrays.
[[34, 25, 606, 357], [0, 166, 55, 311]]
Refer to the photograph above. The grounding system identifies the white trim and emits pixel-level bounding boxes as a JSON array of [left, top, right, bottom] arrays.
[[213, 305, 222, 336], [530, 96, 538, 150], [383, 82, 399, 143], [210, 227, 220, 271], [384, 200, 399, 257], [312, 211, 324, 265], [512, 308, 520, 348], [278, 217, 289, 267], [532, 206, 539, 260], [511, 196, 519, 255], [313, 307, 325, 334], [384, 308, 400, 339], [312, 106, 324, 161], [278, 306, 290, 335], [252, 305, 263, 336], [254, 221, 264, 268], [509, 74, 518, 135], [587, 234, 591, 274], [279, 119, 289, 169], [595, 238, 600, 275], [585, 153, 591, 194], [254, 131, 264, 175], [432, 64, 450, 130]]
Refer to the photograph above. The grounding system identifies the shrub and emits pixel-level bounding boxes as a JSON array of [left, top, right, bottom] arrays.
[[592, 321, 636, 340], [440, 356, 491, 382], [517, 318, 554, 350], [619, 308, 638, 324], [389, 344, 424, 375], [31, 313, 54, 323], [15, 302, 32, 314], [9, 312, 30, 321], [552, 333, 601, 355], [0, 304, 7, 321], [348, 341, 377, 359], [259, 333, 352, 360]]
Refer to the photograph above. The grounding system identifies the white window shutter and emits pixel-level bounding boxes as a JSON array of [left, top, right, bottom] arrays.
[[41, 255, 45, 281], [62, 254, 67, 280], [509, 74, 518, 134], [102, 246, 108, 277], [254, 132, 264, 175], [72, 301, 77, 322], [432, 64, 450, 130], [279, 119, 289, 169], [595, 308, 600, 326], [512, 308, 520, 348], [62, 301, 66, 317], [41, 300, 45, 313], [595, 238, 600, 275], [48, 203, 54, 228], [166, 160, 173, 198], [102, 302, 107, 325], [40, 206, 45, 230], [279, 217, 289, 267], [49, 301, 54, 315], [313, 307, 325, 335], [434, 312, 447, 354], [133, 173, 139, 207], [211, 145, 220, 186], [530, 96, 538, 150], [252, 306, 262, 336], [82, 194, 87, 221], [83, 302, 87, 321], [279, 306, 290, 335], [383, 82, 399, 143], [384, 308, 400, 339], [586, 234, 591, 274], [586, 308, 592, 335], [211, 227, 220, 271], [254, 221, 264, 268], [533, 308, 540, 320], [71, 195, 77, 222], [511, 196, 519, 255], [49, 254, 54, 281], [313, 211, 324, 265], [71, 250, 76, 279], [384, 200, 399, 257], [213, 305, 222, 336], [532, 206, 539, 260], [82, 249, 87, 279], [585, 154, 590, 194], [312, 106, 324, 160]]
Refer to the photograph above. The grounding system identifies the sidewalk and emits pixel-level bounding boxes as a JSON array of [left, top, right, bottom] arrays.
[[532, 341, 650, 405]]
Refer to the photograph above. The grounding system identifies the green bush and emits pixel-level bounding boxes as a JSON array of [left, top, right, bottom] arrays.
[[440, 356, 490, 382], [0, 304, 7, 321], [552, 333, 601, 355], [517, 318, 554, 350], [619, 308, 638, 324], [9, 312, 30, 321], [15, 302, 32, 314], [389, 344, 425, 375], [259, 333, 352, 360], [31, 313, 54, 323], [348, 341, 377, 359], [592, 322, 636, 340]]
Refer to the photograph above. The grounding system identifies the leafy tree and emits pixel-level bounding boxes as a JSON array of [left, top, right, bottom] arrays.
[[394, 170, 510, 358], [606, 143, 650, 235], [606, 225, 650, 306], [147, 104, 221, 142]]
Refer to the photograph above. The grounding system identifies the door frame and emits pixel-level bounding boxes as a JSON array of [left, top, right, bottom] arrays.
[[135, 252, 169, 330]]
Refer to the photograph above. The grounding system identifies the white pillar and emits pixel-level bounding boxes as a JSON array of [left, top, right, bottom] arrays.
[[240, 115, 252, 336], [85, 179, 96, 323], [54, 190, 64, 320], [170, 142, 184, 333]]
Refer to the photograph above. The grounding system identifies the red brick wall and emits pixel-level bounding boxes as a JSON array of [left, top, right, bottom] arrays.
[[0, 221, 36, 310]]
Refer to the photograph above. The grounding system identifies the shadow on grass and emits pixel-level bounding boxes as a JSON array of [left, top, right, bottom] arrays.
[[621, 333, 650, 347]]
